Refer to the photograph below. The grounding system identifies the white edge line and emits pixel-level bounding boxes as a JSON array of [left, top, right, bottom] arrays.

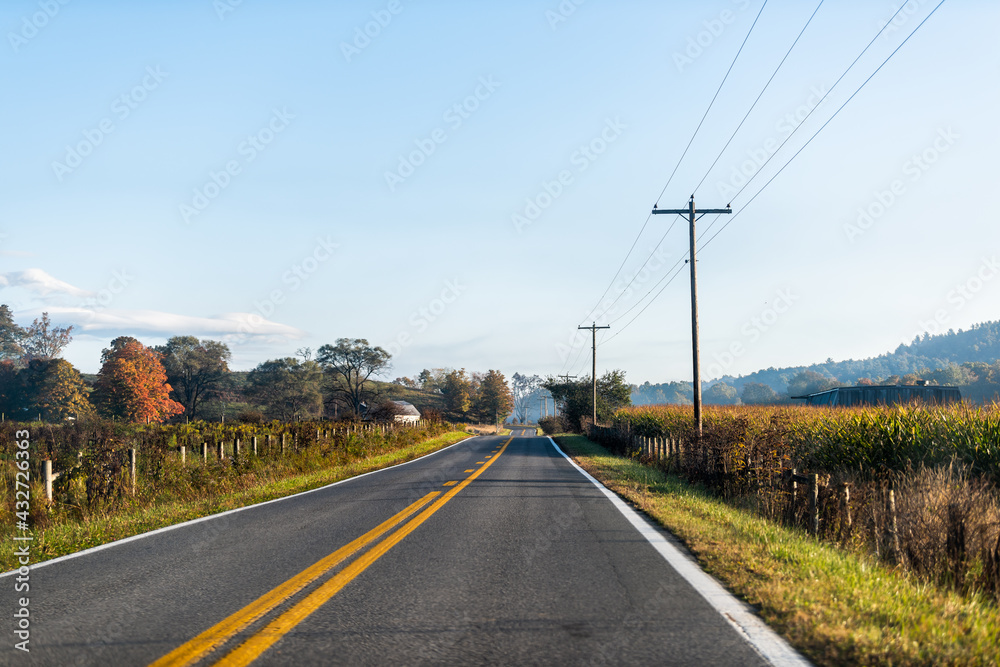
[[0, 434, 481, 579], [549, 437, 811, 667]]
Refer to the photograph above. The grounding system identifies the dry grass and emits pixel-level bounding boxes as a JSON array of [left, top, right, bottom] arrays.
[[557, 434, 1000, 666]]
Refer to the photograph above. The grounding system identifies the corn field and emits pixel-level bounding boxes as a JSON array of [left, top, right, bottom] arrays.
[[594, 403, 1000, 601]]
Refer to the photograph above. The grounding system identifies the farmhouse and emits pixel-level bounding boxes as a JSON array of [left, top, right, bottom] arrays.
[[391, 400, 421, 424], [792, 384, 962, 407]]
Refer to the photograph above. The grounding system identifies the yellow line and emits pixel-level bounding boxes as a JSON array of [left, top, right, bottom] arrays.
[[216, 438, 514, 666], [464, 469, 474, 473], [149, 491, 440, 667], [442, 481, 457, 486], [475, 461, 485, 464]]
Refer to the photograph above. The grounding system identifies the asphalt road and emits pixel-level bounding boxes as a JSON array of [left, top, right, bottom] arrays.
[[4, 432, 791, 666]]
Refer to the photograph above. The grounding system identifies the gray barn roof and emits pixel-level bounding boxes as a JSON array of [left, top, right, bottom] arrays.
[[792, 385, 961, 407]]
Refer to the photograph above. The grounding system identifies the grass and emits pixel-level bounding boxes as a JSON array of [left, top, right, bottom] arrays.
[[556, 434, 1000, 666], [2, 430, 471, 572]]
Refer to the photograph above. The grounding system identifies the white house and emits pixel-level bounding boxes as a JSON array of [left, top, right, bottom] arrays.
[[392, 400, 421, 424]]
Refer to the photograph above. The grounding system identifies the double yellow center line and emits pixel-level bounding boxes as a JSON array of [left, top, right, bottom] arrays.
[[151, 437, 512, 667]]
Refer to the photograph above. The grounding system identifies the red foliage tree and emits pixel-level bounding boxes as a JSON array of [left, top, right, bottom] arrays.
[[93, 337, 184, 423]]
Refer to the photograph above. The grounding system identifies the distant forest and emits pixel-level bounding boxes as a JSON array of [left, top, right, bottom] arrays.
[[632, 320, 1000, 406]]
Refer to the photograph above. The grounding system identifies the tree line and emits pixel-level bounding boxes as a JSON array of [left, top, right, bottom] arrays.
[[0, 305, 516, 424]]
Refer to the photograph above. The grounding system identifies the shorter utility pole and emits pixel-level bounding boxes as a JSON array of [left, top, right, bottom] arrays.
[[556, 375, 576, 417], [578, 322, 610, 426]]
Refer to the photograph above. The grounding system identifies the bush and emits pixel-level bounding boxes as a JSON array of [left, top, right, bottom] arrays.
[[237, 410, 265, 424], [538, 415, 568, 435]]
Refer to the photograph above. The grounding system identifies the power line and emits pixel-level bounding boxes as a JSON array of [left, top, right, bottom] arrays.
[[706, 0, 918, 223], [604, 0, 947, 344], [591, 214, 684, 320], [693, 0, 825, 197], [655, 0, 769, 207], [577, 0, 769, 327], [699, 0, 947, 252]]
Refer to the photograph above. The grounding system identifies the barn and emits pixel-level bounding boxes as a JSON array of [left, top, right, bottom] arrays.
[[792, 384, 962, 407]]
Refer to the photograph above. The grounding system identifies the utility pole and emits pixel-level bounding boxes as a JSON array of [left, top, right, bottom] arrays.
[[652, 196, 731, 437], [556, 375, 576, 417], [578, 322, 610, 426]]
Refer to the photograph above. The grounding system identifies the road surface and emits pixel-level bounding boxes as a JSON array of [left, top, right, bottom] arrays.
[[4, 431, 801, 666]]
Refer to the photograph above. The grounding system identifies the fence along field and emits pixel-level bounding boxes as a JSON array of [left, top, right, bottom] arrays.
[[0, 417, 446, 544], [590, 403, 1000, 602]]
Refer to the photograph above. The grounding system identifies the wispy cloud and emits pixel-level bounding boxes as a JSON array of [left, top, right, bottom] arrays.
[[0, 268, 93, 298], [43, 306, 305, 340]]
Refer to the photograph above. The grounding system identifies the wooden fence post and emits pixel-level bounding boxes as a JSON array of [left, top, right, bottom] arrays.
[[217, 442, 225, 460], [234, 438, 241, 458], [202, 442, 208, 462], [44, 460, 54, 502], [787, 468, 798, 525], [839, 482, 852, 541], [180, 446, 186, 466], [252, 436, 258, 456], [810, 473, 819, 536], [130, 448, 137, 496], [886, 484, 901, 564]]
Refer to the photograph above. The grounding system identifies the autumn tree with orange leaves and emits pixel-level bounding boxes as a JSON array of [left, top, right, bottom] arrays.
[[92, 337, 184, 423]]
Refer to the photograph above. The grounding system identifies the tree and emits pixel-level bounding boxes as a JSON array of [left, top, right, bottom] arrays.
[[0, 305, 25, 363], [474, 370, 513, 428], [441, 369, 473, 418], [246, 358, 323, 421], [786, 370, 841, 397], [511, 372, 542, 422], [704, 382, 740, 405], [156, 336, 231, 420], [21, 312, 73, 363], [92, 337, 184, 423], [18, 358, 94, 421], [316, 338, 392, 415], [544, 369, 631, 430], [740, 382, 779, 405]]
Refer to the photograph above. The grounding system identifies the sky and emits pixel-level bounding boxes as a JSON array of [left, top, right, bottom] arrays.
[[1, 0, 997, 387]]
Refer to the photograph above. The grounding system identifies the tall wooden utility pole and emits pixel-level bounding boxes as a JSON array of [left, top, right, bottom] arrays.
[[578, 322, 610, 425], [651, 196, 731, 437]]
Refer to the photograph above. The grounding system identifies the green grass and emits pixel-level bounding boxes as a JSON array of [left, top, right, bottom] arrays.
[[2, 430, 471, 572], [555, 434, 1000, 667]]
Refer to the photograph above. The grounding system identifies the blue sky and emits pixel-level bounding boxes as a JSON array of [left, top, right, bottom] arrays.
[[1, 0, 997, 386]]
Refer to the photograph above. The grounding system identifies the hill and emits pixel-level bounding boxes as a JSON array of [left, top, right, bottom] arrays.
[[633, 320, 1000, 404]]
